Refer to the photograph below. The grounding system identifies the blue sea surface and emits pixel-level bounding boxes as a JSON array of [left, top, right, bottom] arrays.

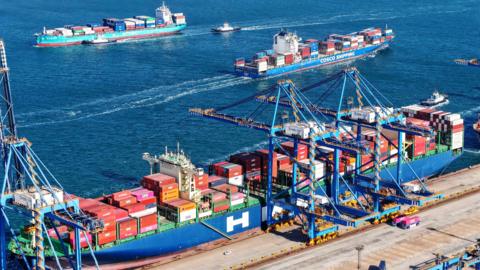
[[0, 0, 479, 201]]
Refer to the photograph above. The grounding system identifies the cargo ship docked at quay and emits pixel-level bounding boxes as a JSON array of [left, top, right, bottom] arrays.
[[8, 82, 465, 266], [234, 27, 394, 78], [35, 3, 186, 47]]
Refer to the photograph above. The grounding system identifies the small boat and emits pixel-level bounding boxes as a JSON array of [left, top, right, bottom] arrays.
[[420, 91, 449, 107], [454, 58, 480, 68], [474, 114, 480, 135], [83, 36, 115, 45], [212, 22, 241, 33]]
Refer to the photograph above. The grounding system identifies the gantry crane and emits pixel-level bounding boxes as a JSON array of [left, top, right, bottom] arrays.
[[190, 67, 445, 242], [0, 40, 101, 269]]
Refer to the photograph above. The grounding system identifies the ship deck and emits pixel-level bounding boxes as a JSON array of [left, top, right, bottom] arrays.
[[143, 164, 480, 270]]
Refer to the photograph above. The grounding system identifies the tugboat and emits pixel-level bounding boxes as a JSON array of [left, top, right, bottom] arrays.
[[454, 58, 480, 68], [473, 114, 480, 135], [420, 91, 449, 108], [83, 35, 115, 45], [212, 22, 241, 33]]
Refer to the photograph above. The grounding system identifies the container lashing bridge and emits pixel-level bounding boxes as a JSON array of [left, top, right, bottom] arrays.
[[0, 40, 101, 269], [190, 67, 444, 243]]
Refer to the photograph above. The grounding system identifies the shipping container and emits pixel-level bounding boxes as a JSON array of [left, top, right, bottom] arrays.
[[117, 217, 138, 239]]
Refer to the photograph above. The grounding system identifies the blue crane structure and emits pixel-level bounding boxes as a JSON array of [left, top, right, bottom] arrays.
[[190, 67, 445, 243], [0, 40, 101, 269], [411, 241, 480, 270]]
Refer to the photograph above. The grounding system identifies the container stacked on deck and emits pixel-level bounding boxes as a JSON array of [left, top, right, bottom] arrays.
[[142, 173, 179, 203], [172, 13, 186, 25], [212, 162, 244, 186], [134, 16, 156, 28], [360, 28, 383, 45], [401, 105, 464, 150], [319, 40, 335, 55], [230, 152, 262, 191], [103, 18, 126, 31]]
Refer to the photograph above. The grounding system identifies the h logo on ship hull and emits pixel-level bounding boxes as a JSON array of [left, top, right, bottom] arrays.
[[226, 212, 249, 232]]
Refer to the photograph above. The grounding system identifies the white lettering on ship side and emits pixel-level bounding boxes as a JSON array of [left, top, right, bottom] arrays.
[[226, 212, 249, 232]]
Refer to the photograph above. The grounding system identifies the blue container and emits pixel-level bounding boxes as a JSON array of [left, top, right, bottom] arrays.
[[156, 18, 165, 25], [265, 49, 274, 56], [209, 178, 227, 187], [255, 52, 266, 59], [114, 23, 126, 31], [87, 23, 100, 27], [146, 23, 155, 28], [309, 43, 319, 52]]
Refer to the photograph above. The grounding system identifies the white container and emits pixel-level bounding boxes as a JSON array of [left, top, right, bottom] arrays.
[[179, 208, 197, 222], [314, 195, 329, 205], [296, 198, 309, 208], [298, 159, 326, 180], [231, 198, 245, 206], [129, 207, 157, 218], [198, 210, 212, 218], [257, 61, 268, 72], [451, 131, 464, 149], [228, 175, 244, 186]]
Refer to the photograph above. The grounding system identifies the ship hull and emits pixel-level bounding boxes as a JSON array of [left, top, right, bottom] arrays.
[[89, 204, 261, 263], [90, 151, 458, 263], [235, 42, 391, 78], [35, 24, 186, 47]]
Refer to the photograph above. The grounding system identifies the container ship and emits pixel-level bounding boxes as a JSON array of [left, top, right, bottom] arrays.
[[8, 103, 464, 265], [35, 3, 186, 47], [234, 27, 394, 78], [454, 58, 480, 68]]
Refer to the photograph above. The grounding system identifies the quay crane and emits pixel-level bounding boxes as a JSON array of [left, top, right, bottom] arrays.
[[190, 67, 444, 243], [0, 40, 100, 269]]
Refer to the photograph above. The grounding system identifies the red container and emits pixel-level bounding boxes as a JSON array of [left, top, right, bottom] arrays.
[[85, 205, 116, 220], [216, 163, 243, 178], [79, 198, 101, 210], [112, 190, 131, 201], [213, 184, 239, 193], [255, 149, 278, 178], [211, 191, 227, 202], [407, 118, 430, 129], [114, 208, 128, 221], [212, 161, 229, 175], [284, 53, 294, 64], [69, 231, 92, 249], [158, 182, 178, 192], [194, 173, 209, 188], [138, 196, 157, 205], [300, 47, 311, 58], [47, 225, 68, 239], [112, 195, 136, 208], [142, 173, 176, 190], [122, 203, 146, 214], [214, 203, 230, 213], [97, 227, 117, 245], [139, 213, 158, 233], [413, 136, 426, 156], [230, 152, 261, 172], [117, 218, 138, 239]]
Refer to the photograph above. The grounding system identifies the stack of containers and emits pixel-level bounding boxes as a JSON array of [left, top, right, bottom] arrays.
[[103, 18, 126, 31], [319, 41, 335, 55], [298, 46, 311, 59], [141, 173, 179, 203], [193, 170, 209, 190], [78, 197, 120, 246], [70, 26, 85, 36], [256, 58, 268, 72], [297, 159, 326, 180], [162, 198, 196, 222], [276, 153, 292, 171], [272, 54, 285, 67], [208, 174, 228, 187], [117, 217, 137, 239], [384, 28, 394, 40], [356, 34, 365, 47], [283, 53, 294, 65], [125, 18, 145, 29], [255, 149, 278, 178], [335, 40, 351, 51], [230, 152, 262, 191], [214, 162, 244, 186], [69, 231, 92, 249], [54, 28, 74, 37], [135, 16, 156, 28], [280, 141, 308, 160], [235, 58, 246, 67], [306, 39, 319, 57], [123, 19, 136, 30], [172, 13, 186, 25], [92, 26, 113, 33], [348, 36, 359, 49]]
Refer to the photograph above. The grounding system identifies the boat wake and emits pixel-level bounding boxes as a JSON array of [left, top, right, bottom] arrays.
[[464, 148, 480, 154], [18, 74, 251, 128], [460, 105, 480, 117]]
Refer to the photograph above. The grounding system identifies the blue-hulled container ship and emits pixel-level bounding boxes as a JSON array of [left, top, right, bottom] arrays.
[[35, 3, 186, 47], [9, 103, 463, 266], [234, 27, 394, 78]]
